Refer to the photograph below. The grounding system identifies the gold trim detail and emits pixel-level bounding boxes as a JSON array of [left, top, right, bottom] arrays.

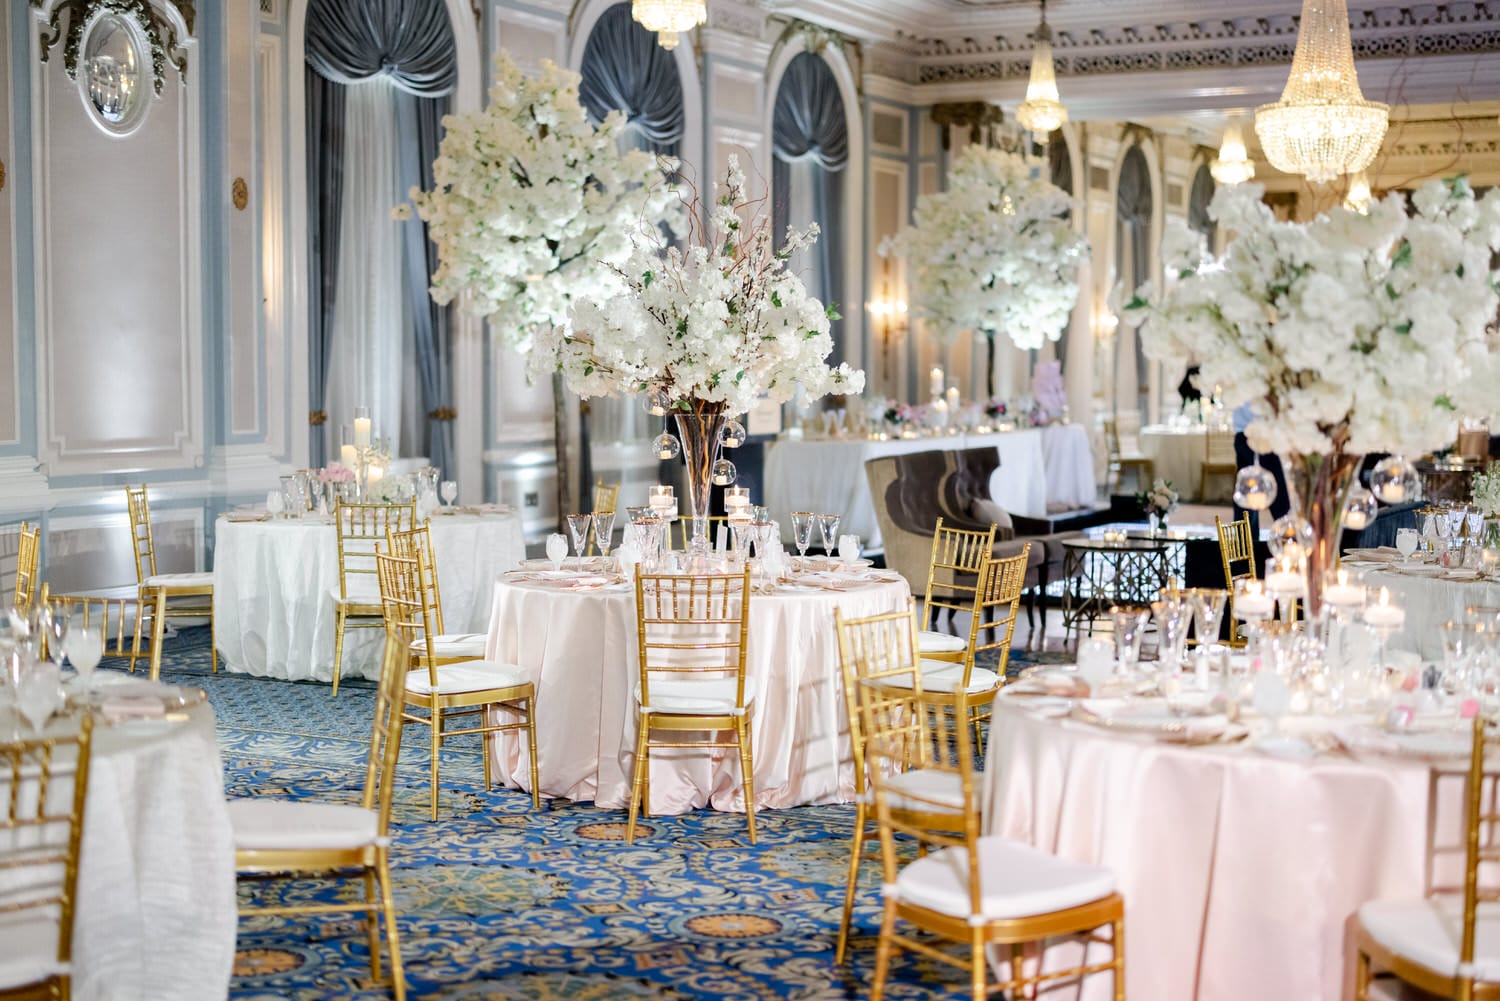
[[232, 177, 248, 210], [309, 410, 328, 426], [0, 159, 6, 192], [427, 407, 457, 421]]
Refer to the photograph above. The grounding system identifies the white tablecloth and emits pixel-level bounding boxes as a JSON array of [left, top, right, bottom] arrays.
[[2, 696, 236, 1001], [983, 696, 1432, 1001], [483, 575, 910, 810], [1139, 426, 1206, 498], [214, 511, 525, 681], [1360, 567, 1500, 660], [764, 427, 1093, 551]]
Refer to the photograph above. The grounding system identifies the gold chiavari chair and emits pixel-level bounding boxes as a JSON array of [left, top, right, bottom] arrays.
[[229, 625, 407, 1001], [12, 521, 40, 615], [627, 569, 754, 845], [331, 500, 416, 697], [386, 525, 487, 665], [376, 548, 539, 820], [1104, 417, 1155, 494], [1215, 513, 1257, 647], [917, 518, 997, 664], [0, 715, 95, 1001], [1354, 715, 1500, 1000], [593, 479, 620, 515], [125, 485, 216, 681], [1199, 427, 1239, 501], [47, 592, 147, 669], [863, 673, 1125, 1001], [833, 603, 968, 964]]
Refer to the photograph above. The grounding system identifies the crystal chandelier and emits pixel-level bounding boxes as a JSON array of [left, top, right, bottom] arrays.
[[1342, 171, 1372, 213], [631, 0, 706, 51], [1254, 0, 1388, 184], [1015, 0, 1067, 136], [1209, 121, 1256, 185]]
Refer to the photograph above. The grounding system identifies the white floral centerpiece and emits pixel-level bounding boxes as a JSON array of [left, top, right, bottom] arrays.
[[1126, 177, 1500, 608], [1473, 461, 1500, 518], [885, 146, 1086, 393], [537, 156, 864, 549]]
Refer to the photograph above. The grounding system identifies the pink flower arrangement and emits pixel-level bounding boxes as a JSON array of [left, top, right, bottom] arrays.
[[319, 463, 355, 484]]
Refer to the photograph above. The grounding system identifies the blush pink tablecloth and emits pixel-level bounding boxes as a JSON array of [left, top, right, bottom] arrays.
[[983, 697, 1441, 1000], [484, 575, 910, 811]]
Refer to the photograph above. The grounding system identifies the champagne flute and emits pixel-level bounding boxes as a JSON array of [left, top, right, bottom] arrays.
[[65, 624, 104, 693], [545, 533, 568, 573], [441, 480, 459, 508], [592, 510, 617, 562], [565, 514, 592, 571], [790, 511, 815, 569], [817, 513, 841, 559]]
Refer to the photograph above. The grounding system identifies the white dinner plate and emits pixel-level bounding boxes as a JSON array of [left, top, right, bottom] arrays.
[[1394, 561, 1445, 576]]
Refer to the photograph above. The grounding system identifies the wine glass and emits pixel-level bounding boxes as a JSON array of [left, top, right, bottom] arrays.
[[790, 511, 816, 567], [838, 533, 862, 572], [1395, 528, 1419, 560], [38, 604, 68, 674], [266, 490, 285, 519], [65, 624, 104, 692], [1191, 589, 1229, 650], [1109, 606, 1149, 680], [441, 480, 458, 508], [1152, 599, 1189, 675], [16, 660, 61, 735], [817, 514, 841, 558], [545, 533, 568, 573], [565, 514, 592, 570], [592, 510, 617, 562], [1252, 668, 1291, 738], [1448, 506, 1469, 540], [1467, 509, 1485, 540]]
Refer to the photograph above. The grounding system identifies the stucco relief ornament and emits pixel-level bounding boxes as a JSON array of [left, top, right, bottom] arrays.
[[33, 0, 194, 93]]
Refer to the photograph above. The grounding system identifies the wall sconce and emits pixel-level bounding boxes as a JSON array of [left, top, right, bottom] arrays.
[[867, 255, 909, 393], [1092, 304, 1118, 343]]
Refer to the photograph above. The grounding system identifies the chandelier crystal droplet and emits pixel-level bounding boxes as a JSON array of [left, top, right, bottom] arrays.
[[1015, 0, 1067, 136], [631, 0, 706, 51]]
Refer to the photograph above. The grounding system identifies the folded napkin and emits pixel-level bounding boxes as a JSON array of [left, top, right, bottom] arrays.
[[100, 695, 166, 722], [1005, 669, 1088, 698]]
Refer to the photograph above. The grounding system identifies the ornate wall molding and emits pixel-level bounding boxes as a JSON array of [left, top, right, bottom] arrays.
[[32, 0, 195, 92]]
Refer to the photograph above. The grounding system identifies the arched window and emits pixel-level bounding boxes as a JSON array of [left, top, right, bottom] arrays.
[[306, 0, 457, 471], [578, 3, 684, 157], [1188, 164, 1216, 246], [1049, 138, 1074, 372], [772, 52, 849, 365], [1116, 146, 1153, 419]]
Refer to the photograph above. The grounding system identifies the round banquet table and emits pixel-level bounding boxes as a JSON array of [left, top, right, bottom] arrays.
[[213, 509, 525, 682], [483, 572, 910, 810], [2, 688, 235, 1001], [1139, 425, 1206, 499], [1359, 565, 1500, 660], [982, 695, 1438, 1001]]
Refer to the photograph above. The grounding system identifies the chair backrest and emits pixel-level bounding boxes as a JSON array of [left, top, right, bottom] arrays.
[[834, 603, 921, 799], [387, 524, 444, 636], [1102, 419, 1122, 462], [47, 592, 140, 660], [922, 517, 998, 619], [13, 521, 41, 613], [634, 570, 751, 712], [961, 544, 1031, 684], [375, 547, 443, 691], [1215, 514, 1257, 585], [0, 714, 94, 972], [1206, 428, 1237, 465], [364, 625, 409, 835], [593, 479, 620, 515], [336, 501, 416, 603], [125, 485, 156, 583]]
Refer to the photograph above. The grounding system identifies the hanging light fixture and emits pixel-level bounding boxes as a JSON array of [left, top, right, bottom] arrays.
[[1209, 120, 1256, 185], [1343, 170, 1372, 213], [631, 0, 705, 51], [1254, 0, 1388, 184], [1015, 0, 1067, 137]]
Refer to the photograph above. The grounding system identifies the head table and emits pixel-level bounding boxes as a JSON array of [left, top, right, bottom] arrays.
[[482, 564, 910, 811], [1355, 564, 1500, 660], [213, 507, 524, 682], [983, 691, 1450, 1001]]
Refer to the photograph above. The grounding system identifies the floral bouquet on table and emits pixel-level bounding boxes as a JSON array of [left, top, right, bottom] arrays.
[[1472, 462, 1500, 518], [318, 463, 355, 485], [537, 156, 864, 551], [1138, 479, 1179, 526], [983, 399, 1008, 422]]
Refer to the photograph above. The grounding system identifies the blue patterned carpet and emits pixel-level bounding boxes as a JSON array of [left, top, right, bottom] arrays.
[[141, 628, 1054, 1000]]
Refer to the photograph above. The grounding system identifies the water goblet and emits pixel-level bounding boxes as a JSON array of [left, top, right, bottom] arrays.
[[1252, 667, 1291, 739], [817, 514, 841, 558], [1395, 528, 1419, 560], [790, 512, 816, 568], [441, 480, 458, 508], [266, 490, 285, 519], [545, 533, 568, 573], [65, 624, 104, 692], [16, 659, 61, 734], [565, 514, 592, 570], [592, 510, 617, 562], [838, 534, 862, 572]]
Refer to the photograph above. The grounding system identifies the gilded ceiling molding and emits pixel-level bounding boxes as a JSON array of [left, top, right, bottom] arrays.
[[32, 0, 194, 91]]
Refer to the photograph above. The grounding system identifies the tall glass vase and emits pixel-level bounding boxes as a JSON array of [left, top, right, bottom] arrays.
[[673, 398, 728, 554], [1281, 450, 1362, 617]]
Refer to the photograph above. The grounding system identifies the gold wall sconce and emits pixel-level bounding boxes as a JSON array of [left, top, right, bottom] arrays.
[[232, 177, 248, 210]]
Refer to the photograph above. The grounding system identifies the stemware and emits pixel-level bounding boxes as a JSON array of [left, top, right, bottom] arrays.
[[1440, 620, 1486, 698], [817, 514, 842, 558], [38, 605, 68, 674], [1395, 528, 1419, 560], [1151, 599, 1190, 678], [592, 510, 617, 562], [1447, 506, 1469, 540], [1108, 606, 1150, 680], [1190, 589, 1229, 650], [15, 660, 61, 734], [790, 511, 816, 566], [441, 480, 459, 508], [1467, 509, 1486, 541], [565, 514, 592, 570], [266, 490, 285, 519], [1251, 668, 1292, 739], [545, 533, 568, 573], [65, 623, 104, 692], [838, 534, 862, 572]]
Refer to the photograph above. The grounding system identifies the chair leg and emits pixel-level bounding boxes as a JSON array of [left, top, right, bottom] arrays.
[[482, 708, 494, 793], [209, 603, 218, 674], [363, 869, 382, 981], [738, 716, 757, 845], [625, 720, 650, 844], [971, 704, 985, 759], [870, 897, 898, 1001], [525, 698, 540, 810], [131, 595, 146, 674], [149, 590, 169, 683], [971, 929, 991, 1001], [378, 852, 406, 1001], [331, 607, 347, 697], [1353, 945, 1370, 1001], [1113, 917, 1126, 1001], [835, 802, 868, 964], [429, 709, 443, 822]]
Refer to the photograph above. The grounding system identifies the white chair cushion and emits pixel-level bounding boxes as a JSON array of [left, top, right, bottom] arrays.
[[412, 633, 487, 659], [144, 571, 213, 589], [1359, 898, 1500, 981], [867, 767, 967, 815], [228, 799, 380, 852], [917, 630, 968, 655], [895, 836, 1116, 921], [329, 586, 381, 607], [0, 912, 62, 989], [636, 676, 759, 716], [404, 660, 530, 696], [879, 661, 1002, 695]]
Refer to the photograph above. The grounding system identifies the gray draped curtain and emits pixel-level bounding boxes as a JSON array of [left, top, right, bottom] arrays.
[[1188, 164, 1217, 244], [1116, 146, 1153, 419], [579, 3, 684, 157], [772, 52, 848, 366], [305, 0, 456, 474], [1049, 139, 1074, 372]]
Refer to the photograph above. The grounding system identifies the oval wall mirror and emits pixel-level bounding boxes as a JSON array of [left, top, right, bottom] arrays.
[[80, 12, 150, 134]]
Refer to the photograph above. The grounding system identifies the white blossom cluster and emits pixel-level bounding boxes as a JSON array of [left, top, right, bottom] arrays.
[[403, 54, 683, 352], [886, 146, 1087, 351], [535, 156, 865, 415], [1472, 461, 1500, 517], [1127, 178, 1500, 459]]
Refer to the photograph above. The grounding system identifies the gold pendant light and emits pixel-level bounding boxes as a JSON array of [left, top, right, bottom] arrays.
[[1015, 0, 1067, 136], [1254, 0, 1388, 184], [631, 0, 706, 51]]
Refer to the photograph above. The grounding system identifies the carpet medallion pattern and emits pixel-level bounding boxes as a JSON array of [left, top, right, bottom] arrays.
[[143, 628, 1056, 1000]]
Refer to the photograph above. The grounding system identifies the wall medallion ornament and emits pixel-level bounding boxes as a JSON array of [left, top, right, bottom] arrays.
[[0, 159, 6, 193], [231, 177, 247, 211]]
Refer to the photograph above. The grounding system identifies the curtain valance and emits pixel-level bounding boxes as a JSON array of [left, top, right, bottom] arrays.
[[307, 0, 456, 97]]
